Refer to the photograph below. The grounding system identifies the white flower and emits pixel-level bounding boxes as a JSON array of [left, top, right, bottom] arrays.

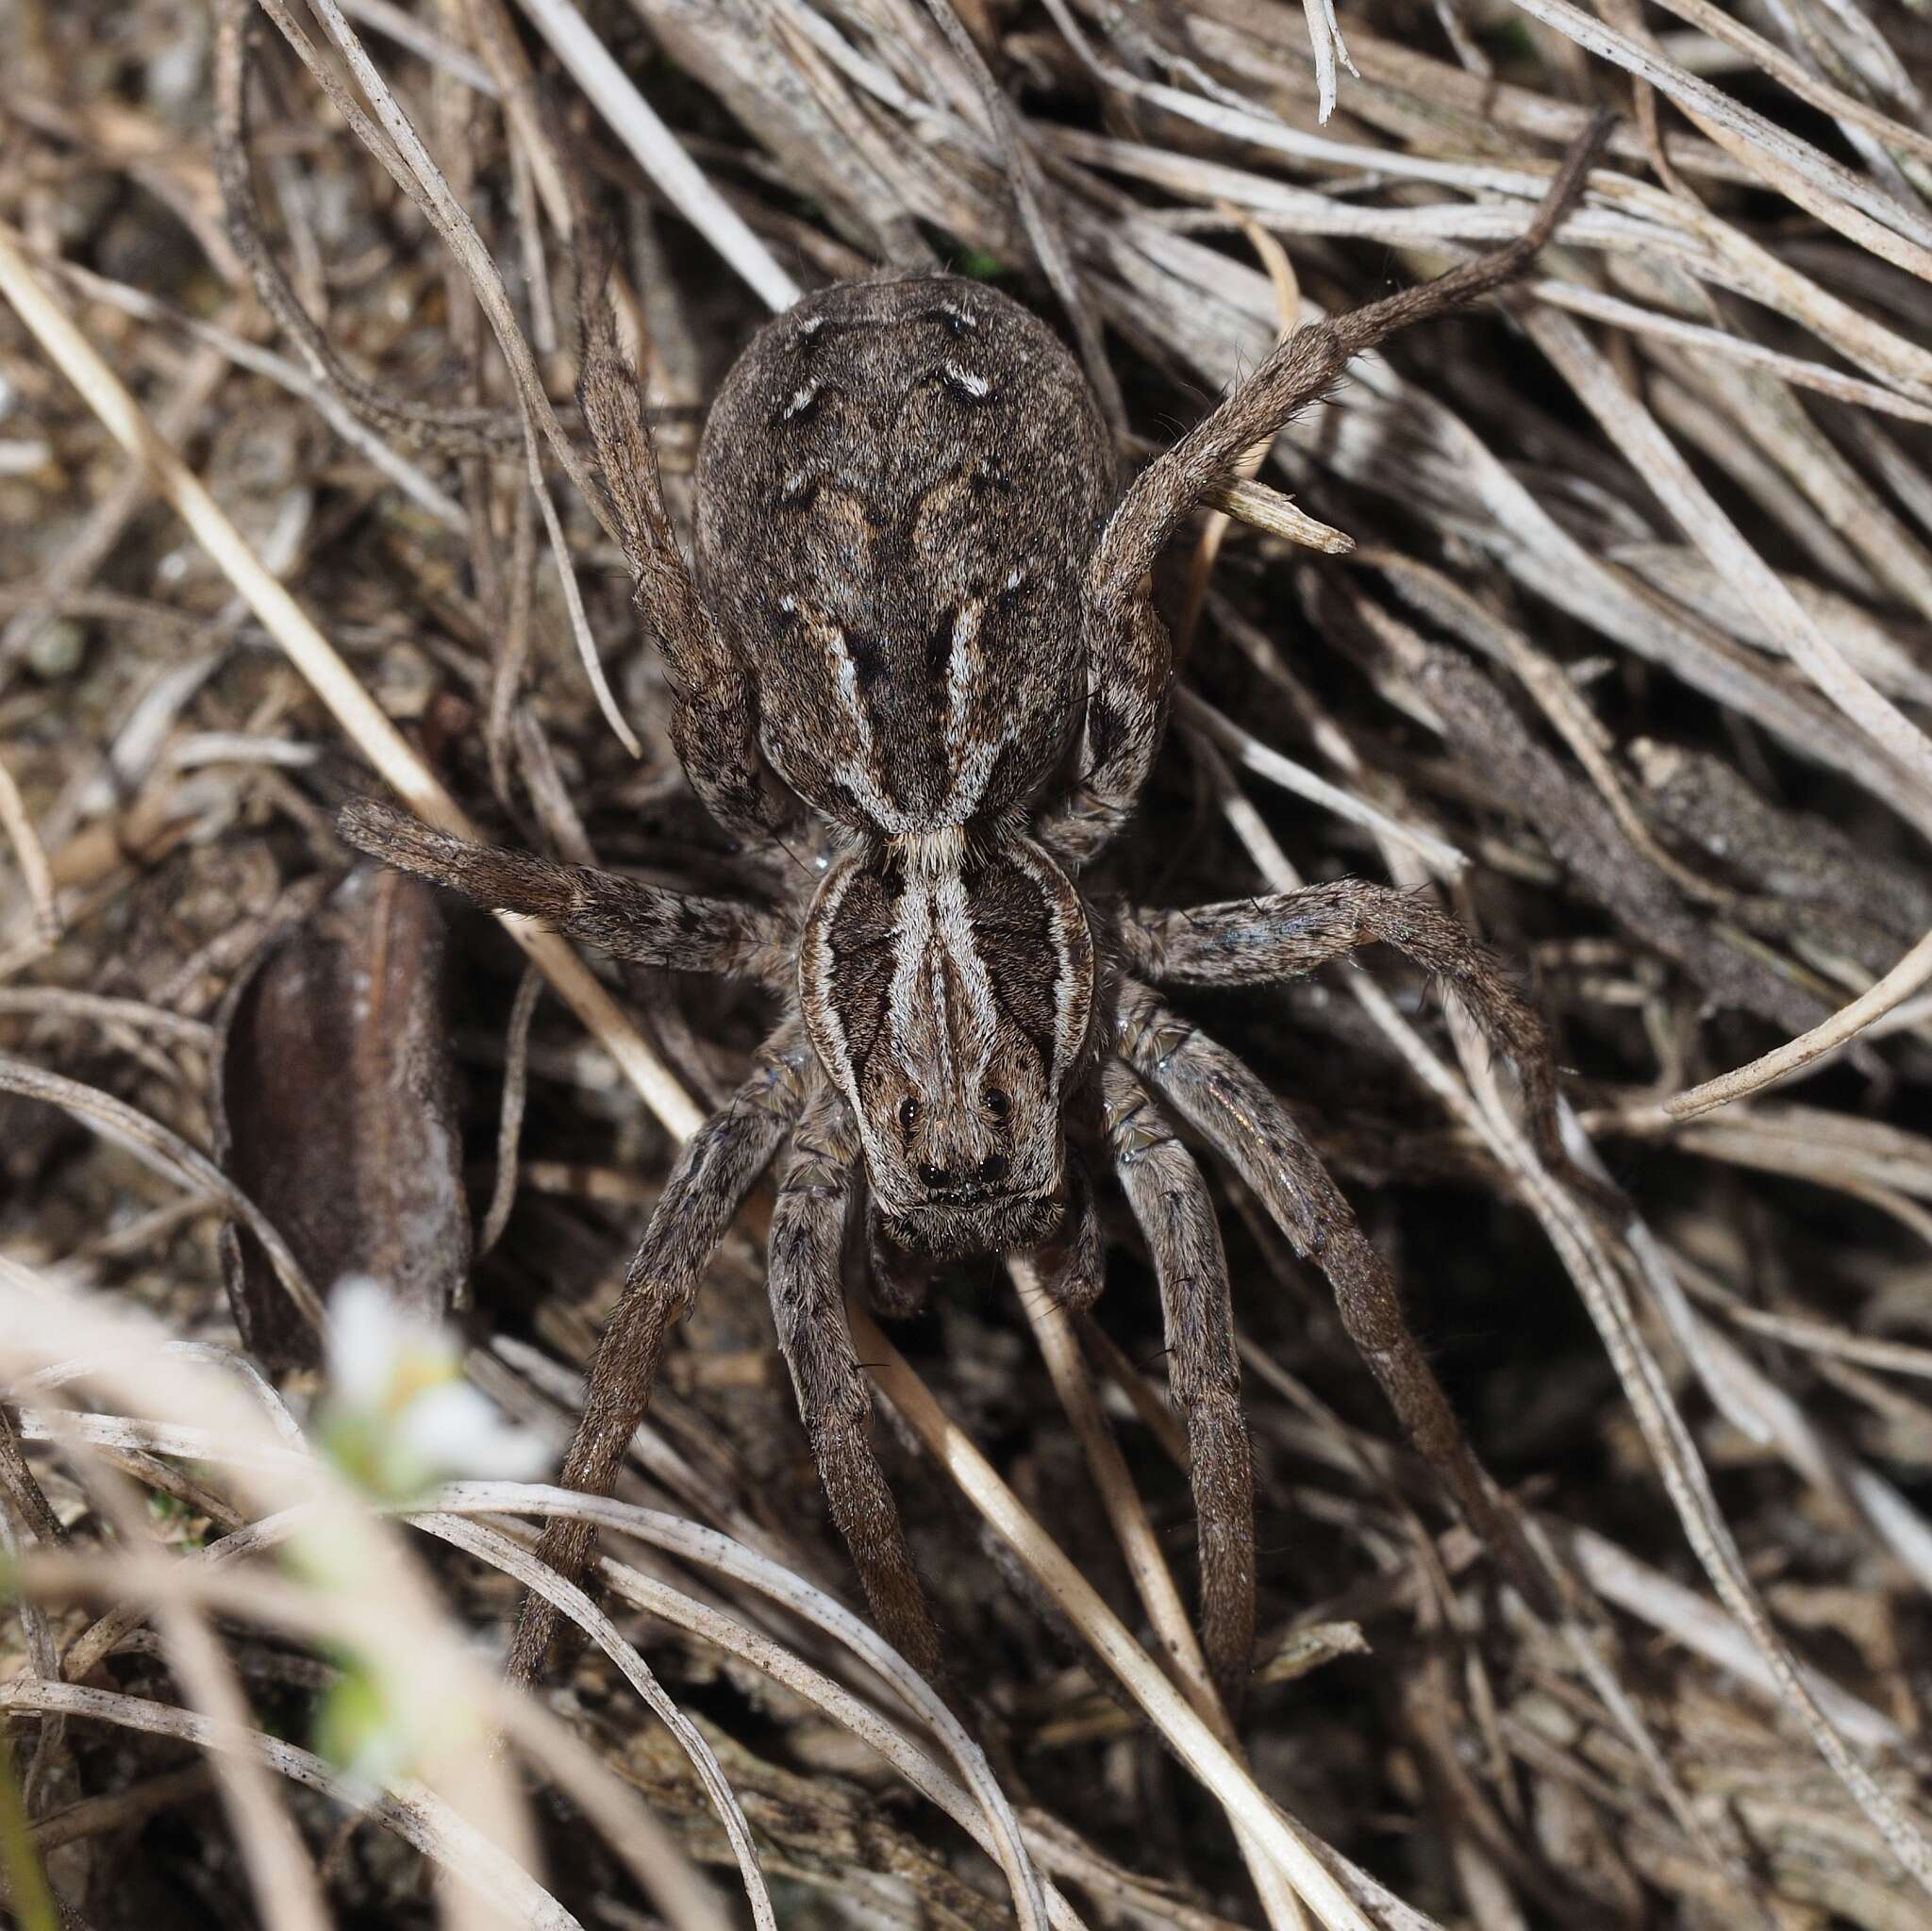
[[392, 1381, 551, 1480], [317, 1276, 551, 1499], [325, 1275, 435, 1409]]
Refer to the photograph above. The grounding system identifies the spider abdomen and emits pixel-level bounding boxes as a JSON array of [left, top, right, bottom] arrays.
[[694, 273, 1111, 836]]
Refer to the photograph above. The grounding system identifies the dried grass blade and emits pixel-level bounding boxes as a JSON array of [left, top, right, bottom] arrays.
[[0, 1679, 581, 1931], [0, 1056, 323, 1331], [1505, 0, 1932, 272], [1178, 690, 1467, 878], [523, 436, 642, 758], [1017, 1273, 1311, 1931], [1203, 477, 1355, 554], [0, 748, 58, 960], [1655, 925, 1932, 1122], [413, 1514, 776, 1931], [0, 223, 705, 1141], [845, 1307, 1375, 1931], [511, 0, 800, 309], [80, 1463, 332, 1931], [1526, 308, 1932, 807], [429, 1483, 1057, 1931], [1299, 0, 1358, 125]]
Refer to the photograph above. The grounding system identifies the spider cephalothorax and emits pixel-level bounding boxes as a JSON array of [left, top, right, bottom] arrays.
[[801, 831, 1096, 1257], [341, 122, 1604, 1705]]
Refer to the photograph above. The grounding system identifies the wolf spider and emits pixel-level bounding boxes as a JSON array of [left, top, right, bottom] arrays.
[[341, 125, 1604, 1706]]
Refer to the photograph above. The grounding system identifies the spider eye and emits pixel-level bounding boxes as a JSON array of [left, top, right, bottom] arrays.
[[983, 1088, 1009, 1120], [898, 1096, 920, 1134]]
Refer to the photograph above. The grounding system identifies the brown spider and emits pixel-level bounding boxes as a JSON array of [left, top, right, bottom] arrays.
[[341, 123, 1605, 1707]]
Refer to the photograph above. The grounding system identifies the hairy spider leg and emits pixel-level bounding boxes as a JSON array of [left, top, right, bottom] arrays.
[[1114, 980, 1562, 1625], [1041, 597, 1175, 872], [1088, 119, 1610, 609], [1045, 118, 1610, 872], [337, 801, 791, 981], [573, 206, 791, 844], [1122, 878, 1561, 1168], [769, 1082, 948, 1687], [507, 1023, 812, 1686], [1101, 1060, 1256, 1710]]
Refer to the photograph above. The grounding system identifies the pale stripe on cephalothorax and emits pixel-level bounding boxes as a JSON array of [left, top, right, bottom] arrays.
[[884, 865, 935, 1100], [932, 861, 1003, 1084], [800, 853, 860, 1095], [1006, 835, 1095, 1084], [925, 949, 956, 1097], [799, 823, 1098, 1217], [879, 864, 998, 1106], [808, 841, 1086, 1098]]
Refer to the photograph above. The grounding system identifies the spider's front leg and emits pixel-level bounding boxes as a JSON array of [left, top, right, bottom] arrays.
[[1121, 879, 1559, 1162], [508, 1021, 812, 1685], [1115, 980, 1559, 1623], [769, 1083, 947, 1687], [338, 801, 791, 983], [1100, 1061, 1255, 1711]]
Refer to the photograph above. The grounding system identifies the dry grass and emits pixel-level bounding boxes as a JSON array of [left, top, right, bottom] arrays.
[[6, 0, 1932, 1924]]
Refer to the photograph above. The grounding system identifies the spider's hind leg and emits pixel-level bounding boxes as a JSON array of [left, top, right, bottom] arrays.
[[1116, 979, 1561, 1623], [1086, 117, 1609, 611], [772, 1084, 949, 1689], [572, 207, 790, 844], [508, 1021, 811, 1686], [1100, 1061, 1256, 1711], [1041, 597, 1175, 873], [1049, 119, 1608, 874]]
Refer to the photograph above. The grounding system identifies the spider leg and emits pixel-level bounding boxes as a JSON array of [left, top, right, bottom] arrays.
[[1115, 979, 1557, 1620], [1100, 1060, 1255, 1709], [1040, 597, 1174, 872], [1044, 123, 1606, 871], [508, 1021, 812, 1685], [1086, 118, 1609, 612], [572, 208, 791, 843], [338, 800, 791, 982], [1121, 880, 1558, 1165], [771, 1083, 947, 1687]]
